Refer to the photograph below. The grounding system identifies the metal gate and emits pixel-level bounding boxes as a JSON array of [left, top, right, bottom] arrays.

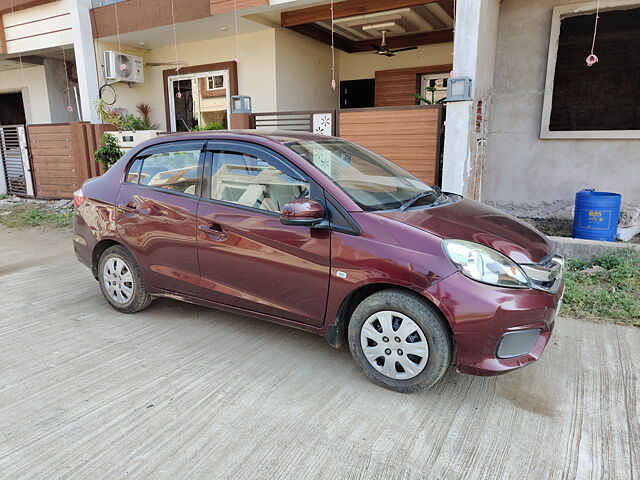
[[0, 125, 34, 197]]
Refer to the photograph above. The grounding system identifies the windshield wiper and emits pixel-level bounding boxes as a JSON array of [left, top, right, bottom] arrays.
[[399, 190, 437, 211]]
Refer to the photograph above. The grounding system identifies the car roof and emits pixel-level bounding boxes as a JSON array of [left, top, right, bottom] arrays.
[[153, 130, 342, 145]]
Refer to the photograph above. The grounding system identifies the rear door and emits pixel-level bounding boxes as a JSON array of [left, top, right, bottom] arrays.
[[195, 141, 331, 327], [116, 140, 206, 297]]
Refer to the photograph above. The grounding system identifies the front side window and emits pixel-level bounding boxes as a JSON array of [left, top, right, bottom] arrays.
[[287, 140, 434, 211], [209, 151, 309, 213], [126, 142, 203, 195]]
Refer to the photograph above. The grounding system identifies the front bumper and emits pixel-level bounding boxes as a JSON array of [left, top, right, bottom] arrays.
[[425, 271, 564, 376]]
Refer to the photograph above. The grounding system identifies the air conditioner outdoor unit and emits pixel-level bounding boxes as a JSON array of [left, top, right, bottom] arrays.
[[104, 50, 144, 84]]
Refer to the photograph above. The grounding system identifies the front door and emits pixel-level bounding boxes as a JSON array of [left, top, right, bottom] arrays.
[[196, 141, 331, 327], [116, 140, 206, 297], [340, 79, 375, 109], [167, 70, 230, 132]]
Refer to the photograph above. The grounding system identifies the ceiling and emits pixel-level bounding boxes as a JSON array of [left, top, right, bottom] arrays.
[[279, 1, 455, 53], [99, 12, 270, 50], [0, 47, 76, 72], [315, 4, 454, 41]]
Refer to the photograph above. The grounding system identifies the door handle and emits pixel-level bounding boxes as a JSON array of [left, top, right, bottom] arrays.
[[199, 223, 227, 239], [118, 203, 138, 214]]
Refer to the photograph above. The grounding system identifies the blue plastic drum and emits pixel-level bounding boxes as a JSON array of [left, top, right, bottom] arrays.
[[573, 189, 621, 242]]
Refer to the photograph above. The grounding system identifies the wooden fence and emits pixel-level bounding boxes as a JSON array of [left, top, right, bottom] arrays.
[[28, 122, 114, 198], [248, 106, 443, 185], [25, 105, 443, 199], [251, 110, 337, 135], [338, 105, 443, 185]]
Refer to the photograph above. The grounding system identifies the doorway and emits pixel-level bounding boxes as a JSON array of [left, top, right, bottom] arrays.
[[0, 92, 27, 126], [340, 79, 375, 109], [167, 70, 230, 132]]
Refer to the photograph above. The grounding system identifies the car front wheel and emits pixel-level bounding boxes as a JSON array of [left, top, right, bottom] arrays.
[[348, 289, 452, 393], [98, 245, 153, 313]]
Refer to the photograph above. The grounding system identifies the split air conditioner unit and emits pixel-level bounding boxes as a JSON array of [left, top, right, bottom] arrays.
[[104, 50, 144, 84]]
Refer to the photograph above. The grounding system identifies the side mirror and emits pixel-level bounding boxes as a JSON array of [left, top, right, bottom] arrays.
[[280, 198, 326, 227]]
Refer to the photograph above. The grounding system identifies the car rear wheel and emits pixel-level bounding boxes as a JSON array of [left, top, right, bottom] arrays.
[[348, 289, 452, 393], [98, 245, 153, 313]]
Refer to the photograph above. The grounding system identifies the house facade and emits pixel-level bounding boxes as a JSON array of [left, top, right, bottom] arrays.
[[0, 0, 638, 217], [456, 0, 640, 218]]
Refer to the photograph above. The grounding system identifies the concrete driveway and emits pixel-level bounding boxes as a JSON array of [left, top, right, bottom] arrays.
[[0, 228, 638, 480]]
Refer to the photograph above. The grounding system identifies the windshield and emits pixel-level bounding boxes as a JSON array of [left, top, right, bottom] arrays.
[[287, 139, 436, 211]]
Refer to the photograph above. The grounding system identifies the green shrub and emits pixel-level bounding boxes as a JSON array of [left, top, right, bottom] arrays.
[[95, 99, 160, 131], [193, 121, 225, 131], [94, 133, 124, 170]]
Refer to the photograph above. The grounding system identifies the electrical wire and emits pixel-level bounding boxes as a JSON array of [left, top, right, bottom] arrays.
[[61, 46, 74, 115], [170, 0, 182, 98], [330, 0, 336, 90], [9, 0, 26, 87], [233, 0, 240, 63], [586, 0, 601, 66]]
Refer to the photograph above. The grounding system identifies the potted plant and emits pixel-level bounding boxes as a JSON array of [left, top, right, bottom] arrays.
[[95, 101, 162, 152], [414, 85, 447, 105], [94, 132, 124, 171]]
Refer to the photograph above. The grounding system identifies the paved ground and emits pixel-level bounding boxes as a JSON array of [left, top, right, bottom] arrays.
[[0, 227, 638, 480]]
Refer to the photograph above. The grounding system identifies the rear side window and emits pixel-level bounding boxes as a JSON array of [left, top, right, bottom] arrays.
[[126, 141, 204, 195]]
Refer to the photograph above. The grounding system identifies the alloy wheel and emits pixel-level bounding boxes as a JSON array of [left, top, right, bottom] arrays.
[[359, 310, 429, 380]]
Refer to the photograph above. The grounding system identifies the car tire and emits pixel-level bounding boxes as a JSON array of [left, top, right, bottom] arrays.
[[98, 245, 153, 314], [348, 289, 452, 393]]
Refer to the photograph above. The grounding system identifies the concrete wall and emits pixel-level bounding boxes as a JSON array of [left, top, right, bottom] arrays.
[[95, 29, 279, 130], [274, 26, 338, 111], [484, 0, 640, 216], [95, 28, 456, 130], [43, 58, 79, 123], [339, 42, 454, 82], [2, 0, 72, 54], [0, 66, 51, 124]]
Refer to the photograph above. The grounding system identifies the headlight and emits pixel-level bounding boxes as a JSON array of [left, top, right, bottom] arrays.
[[442, 240, 529, 288]]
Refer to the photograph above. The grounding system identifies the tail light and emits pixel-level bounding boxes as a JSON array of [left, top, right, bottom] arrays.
[[73, 189, 85, 209]]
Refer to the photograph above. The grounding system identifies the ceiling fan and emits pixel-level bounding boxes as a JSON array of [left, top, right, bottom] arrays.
[[371, 30, 418, 57]]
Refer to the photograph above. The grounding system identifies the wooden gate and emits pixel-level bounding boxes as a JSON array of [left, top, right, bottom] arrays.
[[248, 106, 444, 186], [27, 122, 114, 199], [0, 125, 34, 197], [251, 110, 337, 135], [338, 106, 444, 186]]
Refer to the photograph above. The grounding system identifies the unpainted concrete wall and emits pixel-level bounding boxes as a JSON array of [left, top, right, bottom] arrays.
[[483, 0, 639, 218], [43, 58, 79, 124]]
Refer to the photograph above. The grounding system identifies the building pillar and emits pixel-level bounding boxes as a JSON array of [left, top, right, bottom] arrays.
[[441, 0, 500, 199], [69, 0, 100, 123]]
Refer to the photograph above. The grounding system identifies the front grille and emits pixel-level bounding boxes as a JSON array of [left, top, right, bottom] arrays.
[[520, 254, 564, 293]]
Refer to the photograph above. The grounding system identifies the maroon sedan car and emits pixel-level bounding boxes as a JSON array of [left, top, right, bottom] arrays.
[[73, 131, 564, 392]]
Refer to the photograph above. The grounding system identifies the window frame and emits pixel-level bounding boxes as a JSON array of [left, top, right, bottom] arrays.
[[540, 0, 640, 139], [207, 75, 225, 91], [123, 140, 207, 199], [201, 140, 315, 217]]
